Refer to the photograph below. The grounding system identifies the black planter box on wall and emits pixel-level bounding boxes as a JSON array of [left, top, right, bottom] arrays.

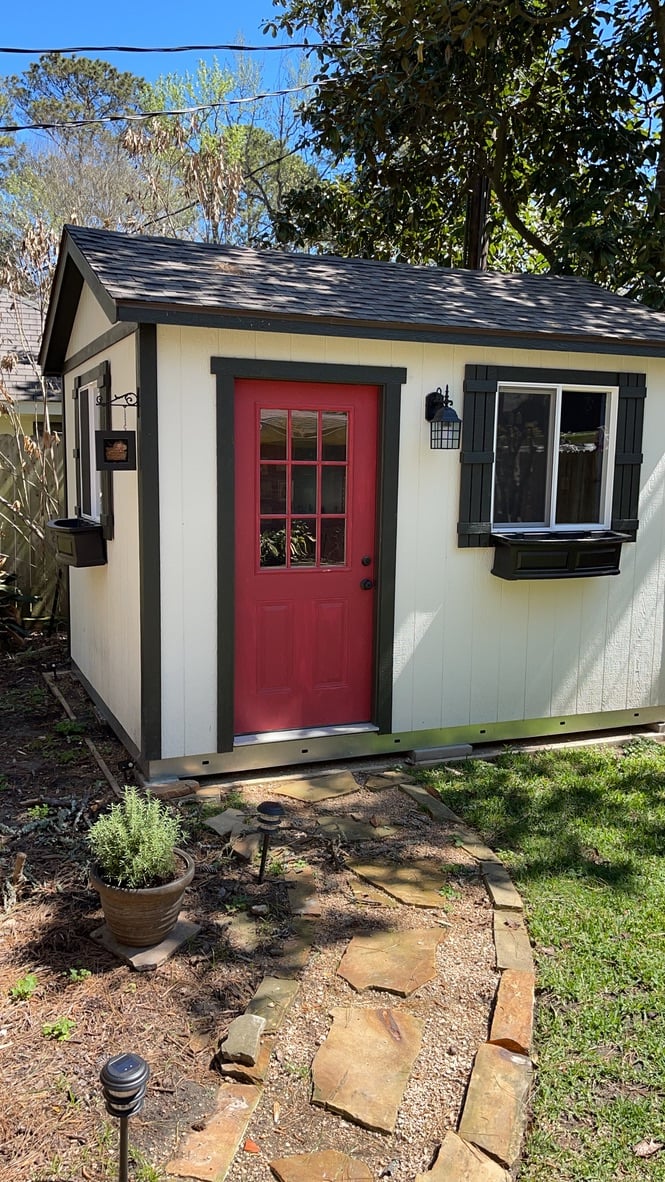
[[47, 518, 107, 568], [491, 531, 630, 580]]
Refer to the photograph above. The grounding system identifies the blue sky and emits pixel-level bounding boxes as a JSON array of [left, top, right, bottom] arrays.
[[0, 0, 298, 96]]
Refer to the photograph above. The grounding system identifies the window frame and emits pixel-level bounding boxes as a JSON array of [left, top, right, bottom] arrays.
[[73, 361, 114, 540], [490, 380, 619, 534], [457, 364, 646, 554]]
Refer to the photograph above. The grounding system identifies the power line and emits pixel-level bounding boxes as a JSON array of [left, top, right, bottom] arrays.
[[0, 41, 341, 55], [0, 84, 320, 133]]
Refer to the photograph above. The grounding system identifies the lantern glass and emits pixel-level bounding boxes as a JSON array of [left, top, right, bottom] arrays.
[[430, 410, 461, 450]]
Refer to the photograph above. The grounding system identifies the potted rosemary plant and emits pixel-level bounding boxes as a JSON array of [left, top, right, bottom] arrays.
[[87, 787, 194, 947]]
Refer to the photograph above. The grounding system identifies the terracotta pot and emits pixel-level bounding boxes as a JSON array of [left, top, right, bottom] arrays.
[[90, 849, 195, 947]]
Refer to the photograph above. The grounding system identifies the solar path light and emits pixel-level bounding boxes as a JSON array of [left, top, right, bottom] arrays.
[[256, 800, 285, 882], [100, 1052, 150, 1182]]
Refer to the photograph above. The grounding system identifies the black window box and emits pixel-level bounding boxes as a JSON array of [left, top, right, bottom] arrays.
[[47, 517, 107, 568], [490, 530, 631, 581]]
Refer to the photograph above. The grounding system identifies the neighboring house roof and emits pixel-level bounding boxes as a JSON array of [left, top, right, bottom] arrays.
[[41, 223, 665, 373], [0, 289, 61, 403]]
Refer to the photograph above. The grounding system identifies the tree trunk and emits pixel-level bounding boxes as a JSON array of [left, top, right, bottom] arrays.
[[463, 173, 491, 270]]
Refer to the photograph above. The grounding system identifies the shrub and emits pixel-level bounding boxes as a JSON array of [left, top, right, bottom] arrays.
[[87, 786, 183, 889]]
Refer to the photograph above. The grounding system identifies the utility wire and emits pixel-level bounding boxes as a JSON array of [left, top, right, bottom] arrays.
[[0, 84, 320, 133], [0, 41, 349, 54]]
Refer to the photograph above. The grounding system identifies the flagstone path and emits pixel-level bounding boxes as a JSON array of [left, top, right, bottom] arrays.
[[166, 768, 535, 1182]]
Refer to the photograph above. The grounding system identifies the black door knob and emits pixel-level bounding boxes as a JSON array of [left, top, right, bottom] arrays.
[[360, 578, 374, 590], [361, 555, 372, 566]]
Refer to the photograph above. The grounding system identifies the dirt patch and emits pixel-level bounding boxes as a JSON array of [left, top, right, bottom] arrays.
[[0, 637, 498, 1182]]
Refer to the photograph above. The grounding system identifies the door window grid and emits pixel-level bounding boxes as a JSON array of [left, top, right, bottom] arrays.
[[259, 409, 348, 568]]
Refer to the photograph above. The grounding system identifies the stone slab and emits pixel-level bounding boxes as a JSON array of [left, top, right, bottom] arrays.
[[148, 779, 201, 799], [166, 1083, 262, 1181], [415, 1132, 510, 1181], [317, 815, 397, 842], [270, 1149, 374, 1181], [246, 976, 299, 1033], [458, 1043, 532, 1169], [312, 1007, 423, 1133], [399, 782, 462, 823], [369, 768, 415, 784], [347, 858, 447, 908], [205, 808, 254, 839], [455, 831, 502, 864], [273, 919, 317, 975], [364, 775, 397, 791], [348, 878, 400, 908], [89, 920, 200, 971], [481, 861, 523, 911], [222, 913, 260, 954], [219, 1013, 266, 1065], [337, 928, 444, 995], [493, 913, 535, 973], [230, 832, 262, 861], [273, 772, 359, 802], [286, 868, 321, 916], [218, 1040, 273, 1086], [489, 969, 535, 1055]]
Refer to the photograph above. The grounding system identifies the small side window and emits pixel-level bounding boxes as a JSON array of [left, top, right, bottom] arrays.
[[73, 361, 114, 540]]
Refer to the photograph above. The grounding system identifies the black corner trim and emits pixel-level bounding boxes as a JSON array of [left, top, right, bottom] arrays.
[[137, 324, 161, 762]]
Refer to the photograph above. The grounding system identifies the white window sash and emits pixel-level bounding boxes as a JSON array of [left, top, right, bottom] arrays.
[[492, 382, 619, 532]]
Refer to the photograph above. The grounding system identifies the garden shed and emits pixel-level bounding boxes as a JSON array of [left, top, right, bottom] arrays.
[[40, 224, 665, 780]]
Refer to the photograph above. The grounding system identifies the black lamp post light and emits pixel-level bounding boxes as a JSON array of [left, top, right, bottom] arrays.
[[425, 386, 462, 450], [256, 800, 285, 882], [100, 1052, 150, 1182]]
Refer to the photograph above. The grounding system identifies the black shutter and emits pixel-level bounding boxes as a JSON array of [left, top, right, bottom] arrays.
[[457, 365, 497, 547], [611, 372, 646, 540], [98, 363, 114, 541]]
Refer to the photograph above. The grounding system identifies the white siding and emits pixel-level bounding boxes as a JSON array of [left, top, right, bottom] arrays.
[[64, 332, 141, 747], [67, 285, 112, 357], [156, 326, 665, 753], [158, 327, 218, 758]]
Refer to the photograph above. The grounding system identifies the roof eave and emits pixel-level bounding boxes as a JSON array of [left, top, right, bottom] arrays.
[[113, 299, 665, 359]]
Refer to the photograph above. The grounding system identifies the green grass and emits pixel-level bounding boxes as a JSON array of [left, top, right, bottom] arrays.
[[423, 740, 665, 1182]]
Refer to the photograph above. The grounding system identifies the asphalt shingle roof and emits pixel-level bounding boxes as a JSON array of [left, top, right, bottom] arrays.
[[57, 224, 665, 355], [1, 290, 60, 402]]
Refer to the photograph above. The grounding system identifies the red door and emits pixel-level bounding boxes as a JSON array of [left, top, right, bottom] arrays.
[[234, 379, 379, 735]]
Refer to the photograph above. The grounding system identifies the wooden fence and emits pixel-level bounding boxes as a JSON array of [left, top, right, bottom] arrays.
[[0, 433, 65, 620]]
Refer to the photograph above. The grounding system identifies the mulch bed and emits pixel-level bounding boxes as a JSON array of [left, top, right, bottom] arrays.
[[0, 636, 497, 1182]]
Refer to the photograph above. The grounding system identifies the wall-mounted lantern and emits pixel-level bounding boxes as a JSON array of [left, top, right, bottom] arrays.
[[425, 386, 462, 450]]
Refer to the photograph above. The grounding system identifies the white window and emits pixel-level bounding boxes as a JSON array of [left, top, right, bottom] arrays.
[[73, 360, 114, 539], [491, 383, 618, 531], [78, 382, 103, 522]]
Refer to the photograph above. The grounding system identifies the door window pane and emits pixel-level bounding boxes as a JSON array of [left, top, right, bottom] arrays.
[[260, 410, 287, 459], [260, 519, 287, 567], [555, 390, 607, 524], [290, 519, 316, 565], [322, 411, 347, 460], [321, 467, 346, 514], [291, 411, 318, 460], [292, 466, 317, 514], [494, 389, 553, 525], [260, 465, 286, 514], [321, 519, 346, 565]]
